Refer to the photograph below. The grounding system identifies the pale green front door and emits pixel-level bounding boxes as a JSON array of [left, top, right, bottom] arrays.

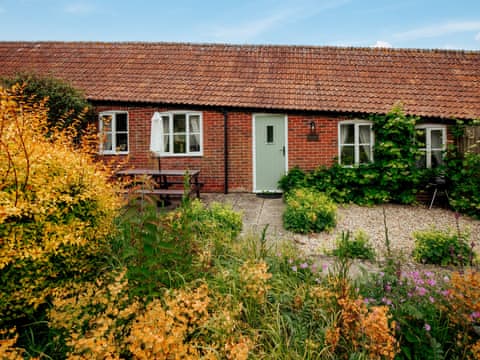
[[254, 114, 287, 192]]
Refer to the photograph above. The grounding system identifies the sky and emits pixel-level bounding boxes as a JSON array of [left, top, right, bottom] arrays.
[[1, 0, 479, 50]]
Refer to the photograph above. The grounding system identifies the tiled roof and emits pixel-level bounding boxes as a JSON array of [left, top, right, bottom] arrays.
[[0, 41, 479, 119]]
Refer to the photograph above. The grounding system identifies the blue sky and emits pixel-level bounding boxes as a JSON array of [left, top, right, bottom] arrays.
[[1, 0, 479, 50]]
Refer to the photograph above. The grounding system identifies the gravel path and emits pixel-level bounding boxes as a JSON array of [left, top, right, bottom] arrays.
[[294, 203, 480, 262]]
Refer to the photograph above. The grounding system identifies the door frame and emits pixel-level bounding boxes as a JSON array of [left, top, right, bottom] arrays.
[[252, 113, 288, 193]]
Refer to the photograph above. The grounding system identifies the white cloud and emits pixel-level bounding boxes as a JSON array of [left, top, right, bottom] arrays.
[[210, 0, 350, 43], [212, 11, 289, 42], [372, 40, 393, 48], [394, 21, 480, 40], [64, 2, 95, 15]]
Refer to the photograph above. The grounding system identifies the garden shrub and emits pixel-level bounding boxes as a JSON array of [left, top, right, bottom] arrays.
[[283, 188, 336, 233], [332, 230, 376, 261], [0, 85, 121, 326], [412, 227, 473, 266]]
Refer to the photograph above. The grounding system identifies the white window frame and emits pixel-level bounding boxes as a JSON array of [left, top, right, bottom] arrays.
[[99, 111, 129, 155], [150, 111, 203, 157], [338, 120, 374, 166], [416, 124, 447, 168]]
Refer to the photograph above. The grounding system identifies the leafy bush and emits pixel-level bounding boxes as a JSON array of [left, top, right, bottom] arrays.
[[0, 85, 121, 326], [278, 166, 307, 193], [332, 230, 376, 261], [412, 228, 473, 266], [446, 151, 480, 219], [283, 188, 336, 233]]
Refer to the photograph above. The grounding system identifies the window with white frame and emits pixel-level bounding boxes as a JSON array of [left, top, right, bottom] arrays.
[[99, 111, 128, 154], [150, 111, 202, 156], [338, 121, 374, 166], [416, 125, 446, 168]]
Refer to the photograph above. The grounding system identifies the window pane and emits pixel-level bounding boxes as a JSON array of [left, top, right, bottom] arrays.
[[173, 114, 186, 132], [431, 150, 443, 168], [431, 129, 443, 149], [162, 116, 170, 133], [103, 133, 112, 151], [189, 115, 200, 133], [416, 129, 426, 148], [341, 145, 354, 165], [416, 151, 427, 168], [340, 124, 354, 144], [189, 134, 200, 152], [101, 115, 112, 132], [359, 125, 371, 145], [163, 135, 170, 152], [266, 125, 274, 144], [116, 113, 128, 131], [359, 145, 371, 163], [173, 134, 186, 153], [116, 133, 128, 151]]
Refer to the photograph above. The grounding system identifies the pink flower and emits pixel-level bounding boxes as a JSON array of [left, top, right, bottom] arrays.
[[427, 279, 436, 286], [429, 296, 435, 303], [424, 323, 431, 332], [471, 311, 480, 320], [300, 262, 308, 269], [416, 287, 427, 296]]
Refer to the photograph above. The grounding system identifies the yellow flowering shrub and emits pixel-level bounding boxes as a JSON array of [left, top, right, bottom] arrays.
[[48, 270, 138, 359], [0, 85, 121, 324]]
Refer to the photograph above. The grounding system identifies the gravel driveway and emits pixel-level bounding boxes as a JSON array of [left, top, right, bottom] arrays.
[[294, 203, 480, 262]]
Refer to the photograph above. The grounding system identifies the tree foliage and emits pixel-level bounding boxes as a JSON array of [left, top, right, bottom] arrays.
[[1, 72, 93, 133]]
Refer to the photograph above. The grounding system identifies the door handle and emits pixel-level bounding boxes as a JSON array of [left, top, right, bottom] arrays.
[[282, 146, 285, 156]]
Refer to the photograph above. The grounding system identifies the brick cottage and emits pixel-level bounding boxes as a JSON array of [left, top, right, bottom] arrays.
[[0, 42, 479, 193]]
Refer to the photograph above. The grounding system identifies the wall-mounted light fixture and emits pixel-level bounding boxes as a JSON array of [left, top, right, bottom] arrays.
[[307, 120, 319, 141]]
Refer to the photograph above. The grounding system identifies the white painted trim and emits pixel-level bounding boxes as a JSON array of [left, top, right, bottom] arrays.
[[252, 113, 288, 193]]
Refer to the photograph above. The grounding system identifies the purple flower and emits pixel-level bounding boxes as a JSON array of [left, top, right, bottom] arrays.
[[322, 263, 328, 271], [382, 297, 392, 306], [429, 296, 435, 303], [425, 271, 434, 278], [427, 279, 436, 287], [424, 323, 431, 332], [385, 284, 392, 292], [300, 262, 308, 269], [440, 290, 450, 297], [291, 265, 298, 272]]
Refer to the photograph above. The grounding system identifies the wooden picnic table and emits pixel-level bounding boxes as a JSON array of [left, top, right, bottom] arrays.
[[116, 169, 202, 198]]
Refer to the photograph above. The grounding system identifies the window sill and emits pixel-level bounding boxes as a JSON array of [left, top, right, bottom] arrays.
[[100, 151, 129, 156], [152, 152, 203, 158]]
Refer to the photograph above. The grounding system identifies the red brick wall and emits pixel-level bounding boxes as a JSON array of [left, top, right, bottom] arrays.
[[287, 114, 339, 171], [94, 104, 343, 192]]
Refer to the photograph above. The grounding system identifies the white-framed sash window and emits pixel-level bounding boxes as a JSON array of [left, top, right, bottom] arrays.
[[338, 121, 374, 166], [416, 125, 447, 168], [99, 111, 129, 154], [150, 111, 203, 156]]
